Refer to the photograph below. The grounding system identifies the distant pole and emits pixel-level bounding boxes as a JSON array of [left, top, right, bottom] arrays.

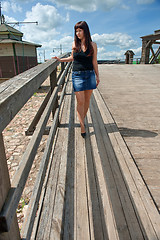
[[0, 2, 2, 24], [53, 44, 63, 55], [60, 44, 62, 54], [0, 3, 5, 24], [44, 49, 45, 62]]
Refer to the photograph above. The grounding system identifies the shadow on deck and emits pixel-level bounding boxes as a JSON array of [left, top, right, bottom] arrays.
[[32, 79, 160, 240]]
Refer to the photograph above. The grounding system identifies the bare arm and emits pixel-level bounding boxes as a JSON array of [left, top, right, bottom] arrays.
[[54, 55, 73, 62], [53, 42, 74, 62], [92, 42, 100, 86]]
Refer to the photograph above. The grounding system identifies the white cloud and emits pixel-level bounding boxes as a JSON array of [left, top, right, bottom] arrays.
[[4, 15, 18, 23], [48, 0, 155, 12], [39, 31, 139, 61], [93, 33, 140, 60], [25, 3, 63, 30], [136, 0, 155, 4], [48, 0, 95, 12], [42, 32, 139, 61], [43, 36, 73, 52], [121, 4, 130, 10], [97, 0, 121, 11], [48, 0, 121, 12], [16, 3, 72, 61], [37, 35, 73, 61], [14, 0, 28, 1], [130, 47, 142, 56], [10, 2, 140, 61], [92, 32, 137, 49], [98, 49, 125, 59], [2, 1, 22, 13], [20, 3, 65, 43], [66, 12, 70, 22], [97, 47, 142, 60], [98, 47, 106, 53]]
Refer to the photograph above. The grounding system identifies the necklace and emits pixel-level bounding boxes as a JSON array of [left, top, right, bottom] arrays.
[[81, 44, 86, 52]]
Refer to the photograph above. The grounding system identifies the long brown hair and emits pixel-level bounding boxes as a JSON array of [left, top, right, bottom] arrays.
[[74, 21, 94, 56]]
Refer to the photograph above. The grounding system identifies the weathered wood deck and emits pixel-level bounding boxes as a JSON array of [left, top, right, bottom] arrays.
[[1, 62, 160, 239], [32, 65, 160, 239], [98, 64, 160, 211]]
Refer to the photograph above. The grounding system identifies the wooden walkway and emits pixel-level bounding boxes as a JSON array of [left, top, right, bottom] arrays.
[[32, 67, 160, 239], [1, 61, 160, 239], [98, 64, 160, 211]]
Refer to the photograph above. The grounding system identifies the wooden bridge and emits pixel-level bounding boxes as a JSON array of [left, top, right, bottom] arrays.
[[0, 55, 160, 240]]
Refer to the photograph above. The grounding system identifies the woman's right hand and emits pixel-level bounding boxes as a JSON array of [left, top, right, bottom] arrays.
[[52, 56, 61, 62]]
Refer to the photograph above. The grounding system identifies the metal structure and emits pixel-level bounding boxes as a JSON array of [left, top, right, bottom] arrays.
[[53, 44, 63, 54], [0, 2, 38, 26]]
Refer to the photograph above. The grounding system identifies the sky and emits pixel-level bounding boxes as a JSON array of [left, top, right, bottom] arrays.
[[1, 0, 160, 61]]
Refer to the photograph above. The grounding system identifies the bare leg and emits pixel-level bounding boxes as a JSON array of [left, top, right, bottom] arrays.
[[84, 90, 93, 118], [75, 91, 85, 133]]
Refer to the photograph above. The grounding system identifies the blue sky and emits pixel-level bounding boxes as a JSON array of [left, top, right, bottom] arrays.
[[1, 0, 160, 61]]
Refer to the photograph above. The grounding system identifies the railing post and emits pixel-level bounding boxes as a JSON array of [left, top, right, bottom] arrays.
[[140, 40, 151, 64], [61, 62, 65, 88], [61, 62, 65, 72], [50, 68, 58, 119], [0, 133, 20, 240]]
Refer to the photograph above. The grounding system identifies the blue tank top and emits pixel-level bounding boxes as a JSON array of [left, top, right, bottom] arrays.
[[73, 48, 93, 71]]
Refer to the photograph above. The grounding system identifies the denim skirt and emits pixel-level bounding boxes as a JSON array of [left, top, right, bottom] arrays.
[[72, 70, 96, 92]]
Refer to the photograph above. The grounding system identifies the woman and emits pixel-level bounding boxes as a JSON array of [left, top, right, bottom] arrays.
[[54, 21, 100, 137]]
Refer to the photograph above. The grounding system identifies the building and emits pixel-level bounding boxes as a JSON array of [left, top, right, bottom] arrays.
[[0, 23, 41, 79], [124, 50, 135, 64]]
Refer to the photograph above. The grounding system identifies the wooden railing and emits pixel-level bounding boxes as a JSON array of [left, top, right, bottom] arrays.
[[0, 53, 72, 239]]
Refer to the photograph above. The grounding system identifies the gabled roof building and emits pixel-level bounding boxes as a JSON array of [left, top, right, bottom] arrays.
[[0, 23, 41, 79]]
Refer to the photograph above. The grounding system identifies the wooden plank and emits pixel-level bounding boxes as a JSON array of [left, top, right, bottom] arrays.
[[21, 107, 59, 239], [62, 83, 75, 240], [0, 133, 20, 239], [85, 111, 105, 240], [74, 95, 90, 240], [90, 95, 144, 239], [34, 85, 70, 239], [150, 46, 156, 57], [50, 68, 58, 118], [89, 99, 125, 240], [85, 115, 103, 240], [141, 33, 160, 41], [30, 128, 59, 240], [35, 79, 72, 239], [49, 81, 72, 239], [35, 134, 62, 240], [94, 88, 160, 239], [0, 133, 11, 225], [25, 89, 51, 135]]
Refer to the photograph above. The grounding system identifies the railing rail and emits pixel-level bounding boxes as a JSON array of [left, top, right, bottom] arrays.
[[0, 53, 68, 133], [0, 52, 72, 239]]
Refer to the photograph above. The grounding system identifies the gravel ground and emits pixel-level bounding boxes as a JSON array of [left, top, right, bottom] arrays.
[[2, 77, 52, 230]]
